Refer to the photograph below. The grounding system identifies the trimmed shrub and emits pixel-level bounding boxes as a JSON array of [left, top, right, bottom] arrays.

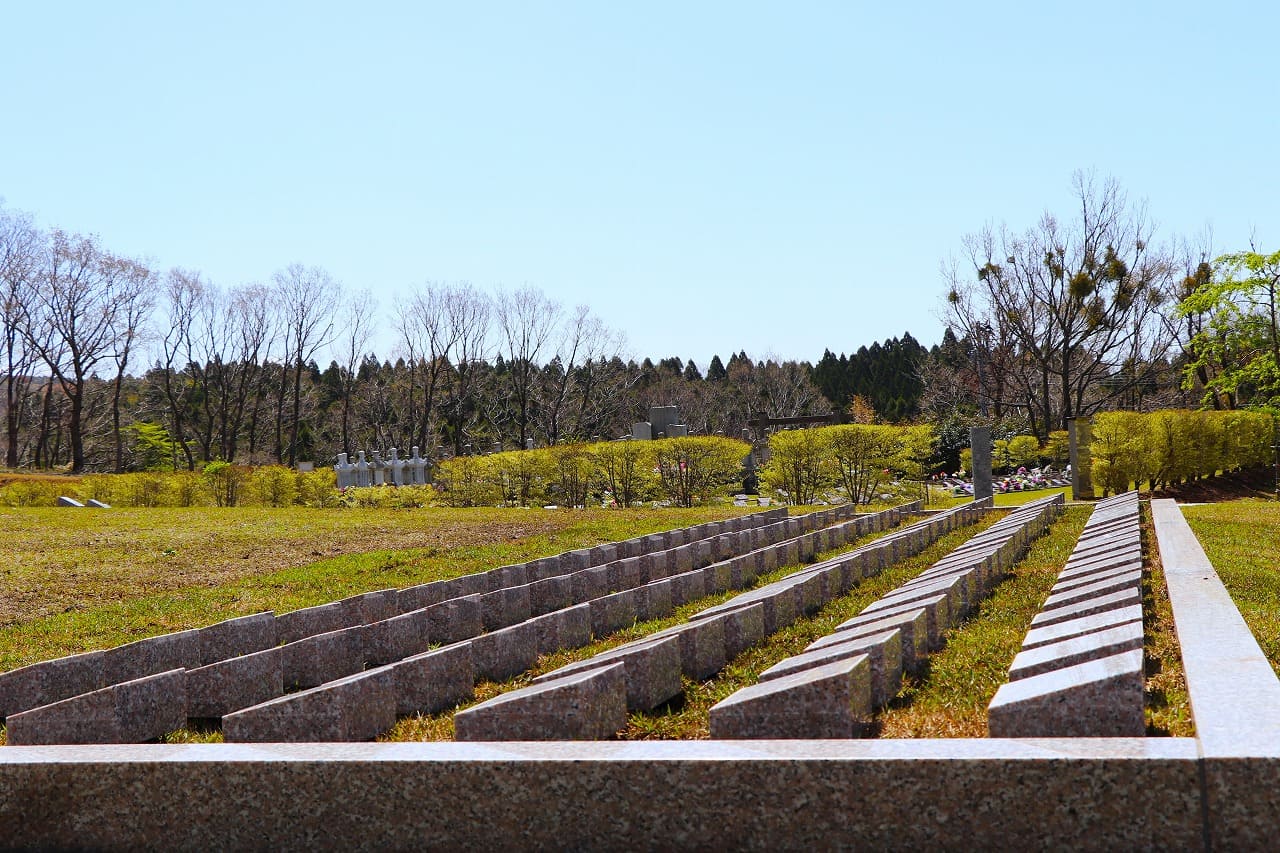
[[652, 436, 750, 507]]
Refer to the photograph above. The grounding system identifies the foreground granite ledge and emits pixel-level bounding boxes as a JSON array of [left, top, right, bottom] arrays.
[[0, 738, 1201, 851]]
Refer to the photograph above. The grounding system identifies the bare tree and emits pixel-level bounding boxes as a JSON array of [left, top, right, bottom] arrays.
[[0, 207, 42, 467], [495, 286, 560, 448], [106, 258, 156, 471], [22, 230, 148, 472], [272, 264, 340, 466], [440, 284, 491, 453], [337, 289, 376, 455], [945, 172, 1178, 434], [536, 305, 625, 444]]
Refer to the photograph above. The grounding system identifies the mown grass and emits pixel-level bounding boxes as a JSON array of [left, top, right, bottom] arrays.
[[0, 505, 753, 672], [1184, 499, 1280, 672]]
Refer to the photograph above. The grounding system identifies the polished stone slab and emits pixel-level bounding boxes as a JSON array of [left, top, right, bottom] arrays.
[[762, 629, 902, 708], [280, 627, 365, 691], [0, 651, 106, 721], [197, 612, 275, 666], [537, 634, 683, 711], [1039, 571, 1142, 613], [275, 602, 349, 646], [529, 575, 574, 616], [988, 649, 1144, 738], [478, 585, 532, 632], [425, 595, 482, 644], [638, 579, 674, 621], [1007, 621, 1144, 681], [362, 608, 432, 667], [6, 669, 186, 745], [223, 667, 396, 743], [102, 629, 202, 686], [817, 607, 928, 673], [387, 643, 475, 716], [454, 663, 627, 741], [590, 589, 640, 637], [186, 647, 283, 719], [471, 621, 539, 683], [723, 602, 766, 658], [1021, 604, 1144, 651], [0, 738, 1204, 850], [709, 655, 872, 739], [1028, 587, 1141, 629]]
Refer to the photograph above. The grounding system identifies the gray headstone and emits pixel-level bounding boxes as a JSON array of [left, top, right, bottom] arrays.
[[186, 647, 283, 719], [454, 662, 627, 741], [708, 655, 872, 739], [6, 669, 187, 746], [970, 426, 993, 501], [223, 667, 396, 743], [388, 644, 475, 717], [197, 612, 276, 666]]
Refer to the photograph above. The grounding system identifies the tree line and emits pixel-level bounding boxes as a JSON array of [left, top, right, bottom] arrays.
[[4, 169, 1277, 476], [0, 205, 834, 473]]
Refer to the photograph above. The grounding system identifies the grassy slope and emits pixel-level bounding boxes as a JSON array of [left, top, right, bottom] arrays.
[[0, 505, 749, 671]]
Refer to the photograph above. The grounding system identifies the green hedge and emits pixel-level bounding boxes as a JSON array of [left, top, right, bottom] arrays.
[[0, 467, 345, 509], [1091, 409, 1272, 495], [432, 436, 751, 508], [762, 423, 935, 506]]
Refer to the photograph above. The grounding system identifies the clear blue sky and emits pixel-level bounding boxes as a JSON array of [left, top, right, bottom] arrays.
[[3, 2, 1277, 369]]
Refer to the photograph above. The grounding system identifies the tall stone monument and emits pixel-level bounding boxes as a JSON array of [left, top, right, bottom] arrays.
[[970, 426, 993, 501], [1068, 417, 1094, 500]]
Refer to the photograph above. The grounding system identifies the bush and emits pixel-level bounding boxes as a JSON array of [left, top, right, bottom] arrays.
[[548, 444, 593, 508], [1090, 409, 1273, 495], [652, 436, 750, 507], [250, 466, 298, 507], [203, 461, 250, 507], [593, 440, 656, 507], [0, 479, 66, 507], [763, 429, 830, 505], [432, 455, 499, 507], [488, 449, 553, 507], [297, 469, 339, 507]]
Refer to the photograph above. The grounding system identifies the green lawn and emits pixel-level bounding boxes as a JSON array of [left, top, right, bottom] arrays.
[[0, 505, 752, 672]]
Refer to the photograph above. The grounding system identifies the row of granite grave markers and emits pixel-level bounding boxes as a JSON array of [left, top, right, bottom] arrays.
[[5, 504, 894, 744], [706, 493, 1064, 739], [221, 501, 897, 742], [453, 498, 988, 740], [3, 491, 1157, 746], [986, 491, 1143, 736]]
